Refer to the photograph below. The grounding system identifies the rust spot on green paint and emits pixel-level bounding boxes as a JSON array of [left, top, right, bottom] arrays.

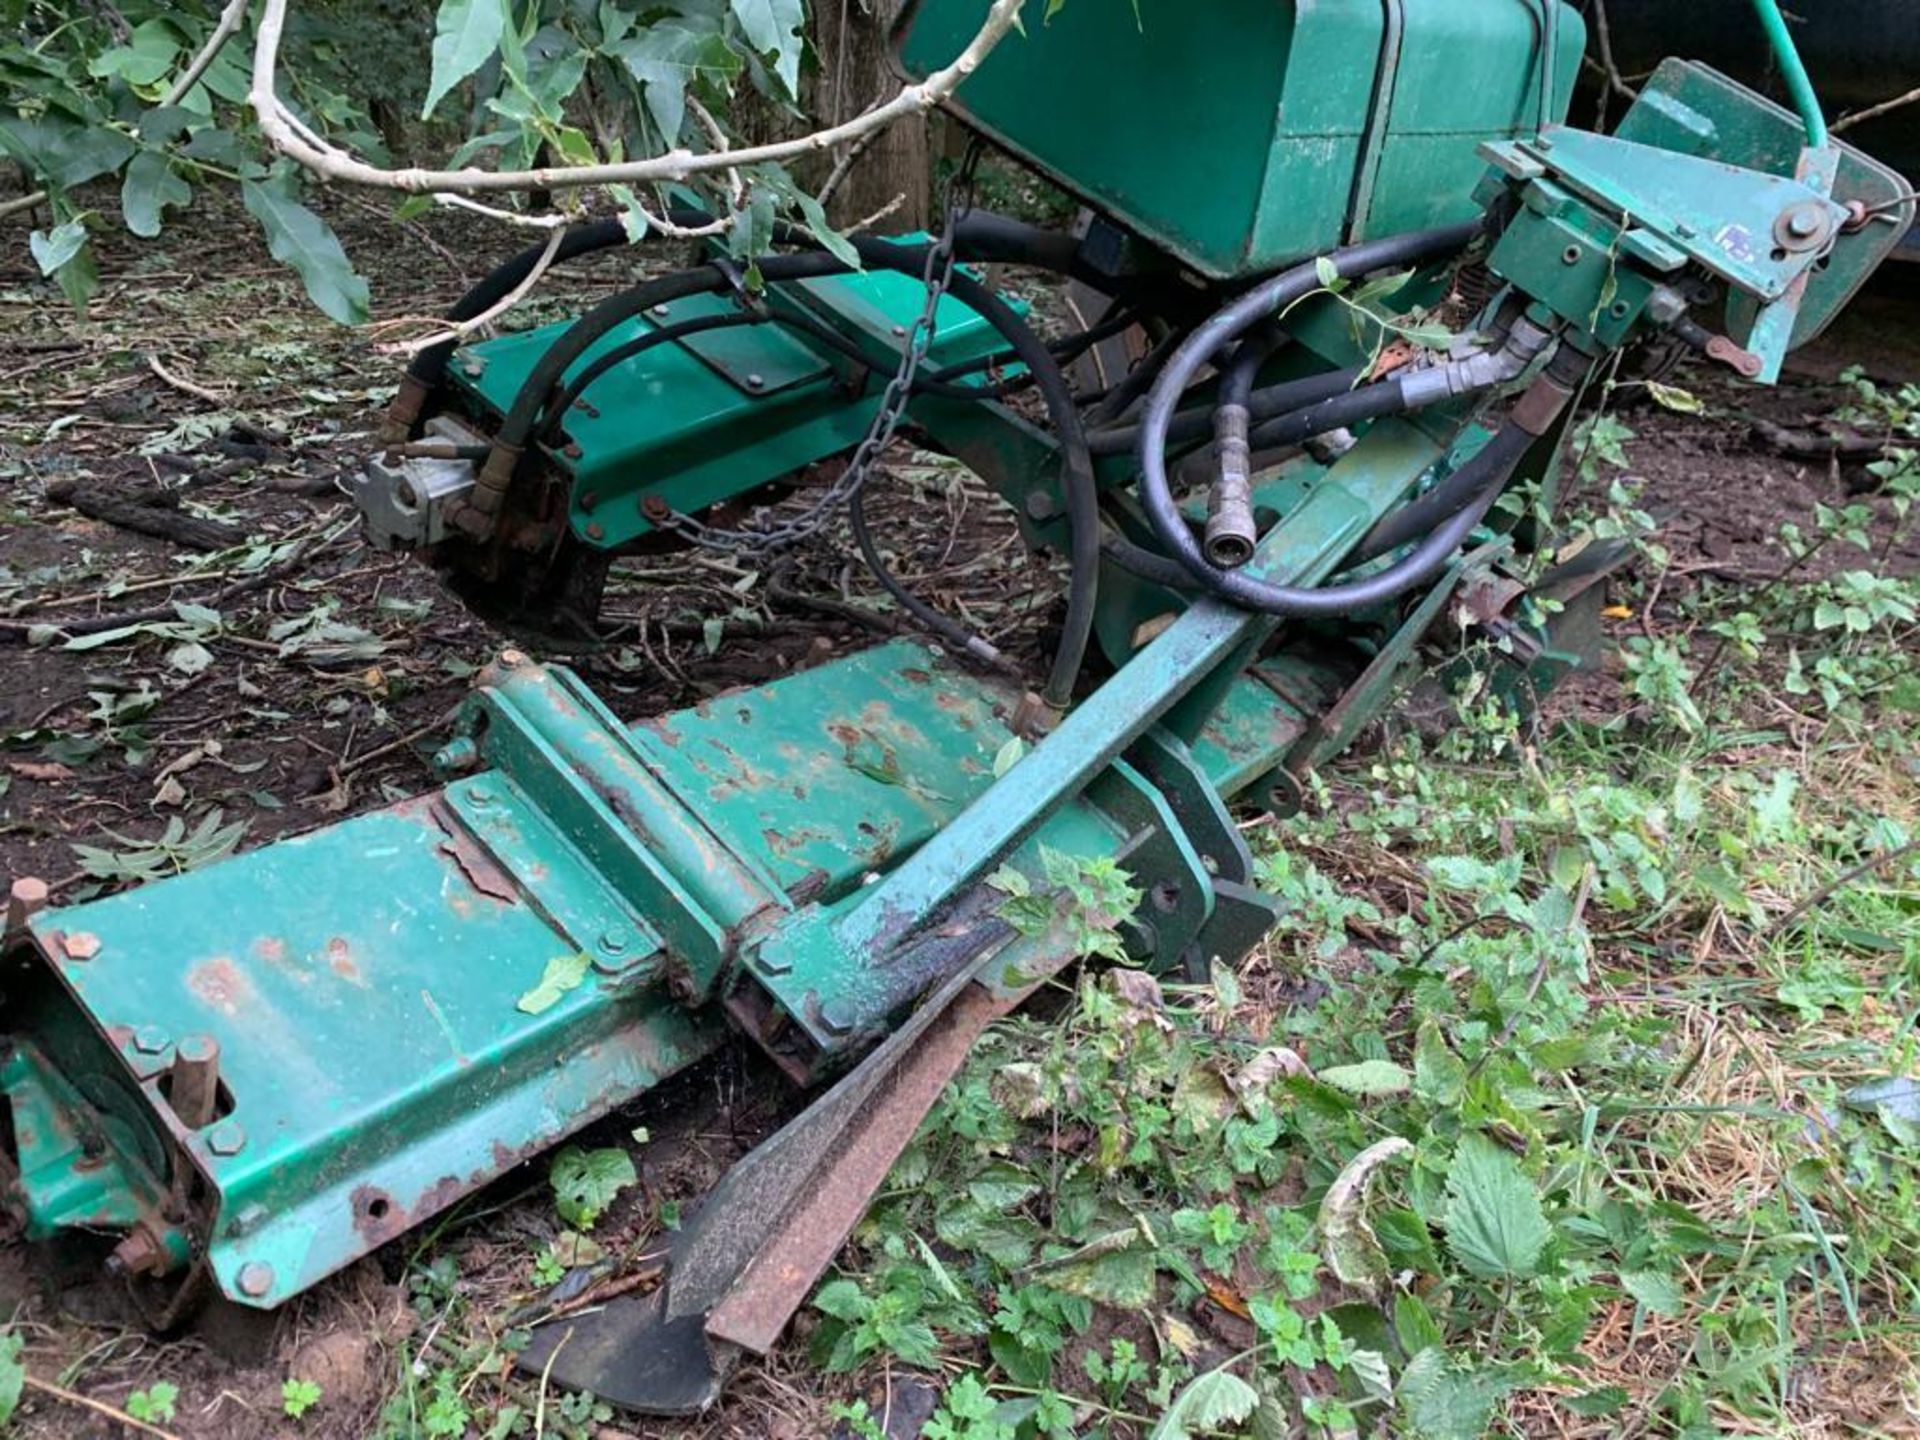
[[189, 956, 254, 1017]]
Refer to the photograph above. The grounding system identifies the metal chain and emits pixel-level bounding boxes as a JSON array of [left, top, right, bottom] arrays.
[[660, 145, 981, 556]]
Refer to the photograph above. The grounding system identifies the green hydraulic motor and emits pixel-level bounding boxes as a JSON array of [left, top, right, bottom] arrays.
[[2, 0, 1911, 1416]]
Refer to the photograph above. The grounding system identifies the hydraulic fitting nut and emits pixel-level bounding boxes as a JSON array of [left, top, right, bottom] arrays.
[[1204, 403, 1257, 569]]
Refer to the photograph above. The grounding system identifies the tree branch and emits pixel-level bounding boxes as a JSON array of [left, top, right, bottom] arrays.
[[248, 0, 1026, 196]]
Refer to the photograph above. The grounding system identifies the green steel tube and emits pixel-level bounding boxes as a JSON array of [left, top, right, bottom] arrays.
[[1749, 0, 1829, 150]]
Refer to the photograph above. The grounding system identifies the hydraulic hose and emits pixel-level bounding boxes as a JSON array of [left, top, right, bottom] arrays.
[[1087, 366, 1365, 457], [849, 484, 1007, 668], [1135, 221, 1540, 616], [468, 236, 1101, 709]]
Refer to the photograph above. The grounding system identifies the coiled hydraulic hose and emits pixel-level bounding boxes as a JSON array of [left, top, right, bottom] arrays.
[[1131, 221, 1565, 616]]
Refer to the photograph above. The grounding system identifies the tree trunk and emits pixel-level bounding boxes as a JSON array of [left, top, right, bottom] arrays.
[[809, 0, 931, 231]]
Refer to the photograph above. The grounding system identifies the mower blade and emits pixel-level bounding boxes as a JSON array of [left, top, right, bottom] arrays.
[[519, 931, 1015, 1414]]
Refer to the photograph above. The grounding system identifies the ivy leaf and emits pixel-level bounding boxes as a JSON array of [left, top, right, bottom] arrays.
[[549, 1145, 637, 1229], [1318, 1059, 1411, 1097], [730, 0, 805, 97], [241, 176, 370, 325], [1149, 1367, 1259, 1440], [1443, 1134, 1551, 1281], [517, 952, 591, 1015], [1317, 1137, 1412, 1294], [122, 151, 192, 238], [423, 0, 508, 119]]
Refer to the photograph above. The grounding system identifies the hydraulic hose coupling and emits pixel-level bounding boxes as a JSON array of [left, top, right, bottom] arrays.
[[1393, 313, 1557, 410], [377, 374, 433, 446], [450, 443, 524, 537], [1205, 401, 1257, 569]]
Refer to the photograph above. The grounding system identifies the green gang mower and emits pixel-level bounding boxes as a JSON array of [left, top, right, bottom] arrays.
[[3, 0, 1912, 1415]]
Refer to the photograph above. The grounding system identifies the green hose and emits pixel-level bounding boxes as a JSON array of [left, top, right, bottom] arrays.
[[1750, 0, 1829, 150]]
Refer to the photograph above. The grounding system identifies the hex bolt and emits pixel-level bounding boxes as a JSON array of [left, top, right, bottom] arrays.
[[598, 927, 632, 958], [817, 998, 856, 1036], [169, 1034, 222, 1131], [1786, 208, 1821, 239], [207, 1120, 247, 1157], [579, 490, 599, 513], [5, 877, 49, 938], [236, 1261, 275, 1299], [106, 1224, 172, 1280], [891, 324, 907, 337], [467, 785, 492, 807], [132, 1025, 171, 1057], [62, 931, 102, 962], [650, 303, 671, 319], [585, 521, 606, 541], [563, 441, 584, 460], [745, 373, 765, 390]]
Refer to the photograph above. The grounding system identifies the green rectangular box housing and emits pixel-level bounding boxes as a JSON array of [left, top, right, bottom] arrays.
[[895, 0, 1586, 280]]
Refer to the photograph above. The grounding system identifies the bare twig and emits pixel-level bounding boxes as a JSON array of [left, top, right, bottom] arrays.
[[248, 0, 1026, 197], [1834, 83, 1920, 134], [23, 1375, 185, 1440], [1768, 838, 1920, 935], [372, 223, 564, 355], [146, 353, 230, 406]]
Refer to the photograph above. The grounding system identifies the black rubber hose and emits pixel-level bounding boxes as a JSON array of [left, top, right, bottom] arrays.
[[482, 237, 1100, 707], [1134, 223, 1506, 615], [1244, 372, 1421, 451], [849, 485, 1006, 666], [1087, 366, 1365, 457]]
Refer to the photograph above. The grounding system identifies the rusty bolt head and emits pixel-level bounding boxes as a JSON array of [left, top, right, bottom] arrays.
[[176, 1034, 218, 1064], [107, 1225, 167, 1279], [207, 1121, 246, 1157], [585, 521, 606, 542], [563, 441, 584, 460], [132, 1026, 171, 1056], [640, 495, 672, 524], [236, 1261, 274, 1299], [579, 490, 599, 513], [6, 876, 49, 930], [62, 931, 102, 961], [497, 648, 529, 668]]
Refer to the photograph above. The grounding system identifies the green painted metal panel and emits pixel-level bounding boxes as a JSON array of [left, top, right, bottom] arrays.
[[896, 0, 1584, 279], [446, 255, 1012, 550]]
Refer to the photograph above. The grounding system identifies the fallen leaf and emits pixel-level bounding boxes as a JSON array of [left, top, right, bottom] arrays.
[[7, 761, 73, 782], [1319, 1136, 1414, 1294]]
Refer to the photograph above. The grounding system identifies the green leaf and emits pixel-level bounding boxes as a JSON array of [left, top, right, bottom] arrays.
[[1619, 1269, 1683, 1317], [241, 176, 370, 325], [992, 736, 1026, 778], [282, 1377, 323, 1419], [122, 151, 192, 238], [423, 0, 508, 119], [812, 1278, 868, 1322], [1318, 1137, 1411, 1293], [1443, 1134, 1551, 1281], [611, 22, 740, 145], [1149, 1367, 1259, 1440], [517, 952, 591, 1015], [1645, 381, 1704, 414], [0, 1329, 22, 1426], [549, 1145, 637, 1229], [0, 113, 136, 190], [1039, 1241, 1156, 1308], [1394, 1291, 1445, 1356], [30, 220, 87, 276], [1397, 1348, 1513, 1440], [731, 0, 805, 96], [88, 18, 183, 88], [1318, 1060, 1411, 1097], [1413, 1019, 1466, 1107], [1314, 255, 1342, 290]]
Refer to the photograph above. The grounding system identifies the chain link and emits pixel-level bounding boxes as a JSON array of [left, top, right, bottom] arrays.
[[658, 146, 982, 556]]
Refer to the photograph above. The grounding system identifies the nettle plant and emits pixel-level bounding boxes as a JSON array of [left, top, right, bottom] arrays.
[[2, 0, 1023, 323]]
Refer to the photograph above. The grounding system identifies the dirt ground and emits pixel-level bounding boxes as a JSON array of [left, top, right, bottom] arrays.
[[2, 192, 1918, 1439]]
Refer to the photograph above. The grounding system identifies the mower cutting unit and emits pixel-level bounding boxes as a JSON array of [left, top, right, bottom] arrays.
[[3, 0, 1911, 1414]]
